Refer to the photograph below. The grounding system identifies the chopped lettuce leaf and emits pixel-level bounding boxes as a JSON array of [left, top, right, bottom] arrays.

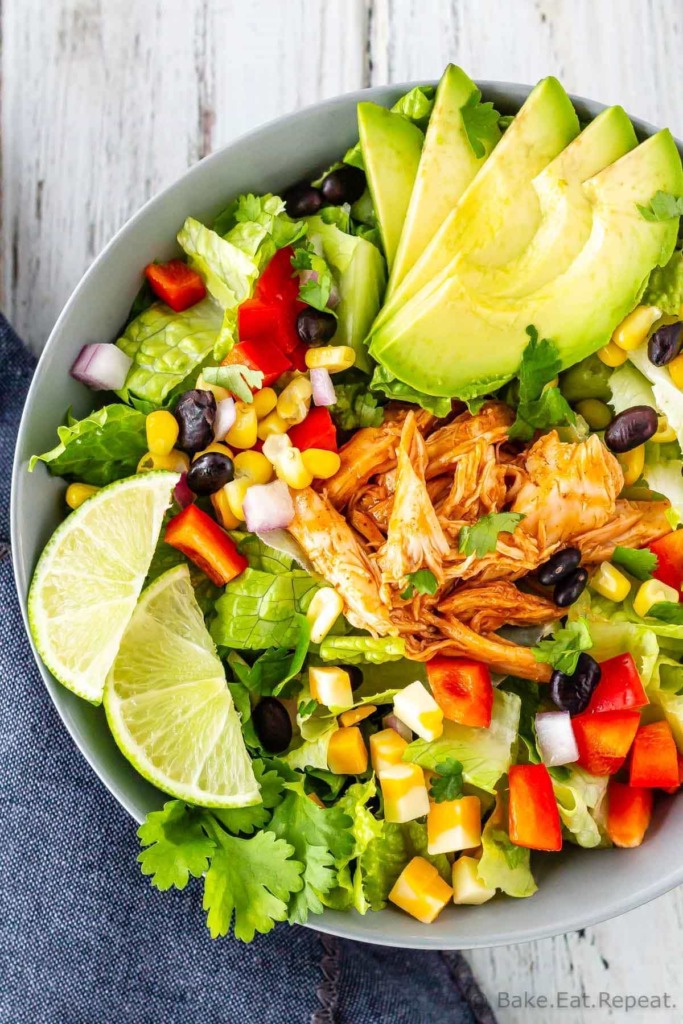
[[226, 616, 310, 696], [322, 777, 383, 914], [212, 192, 305, 252], [29, 404, 147, 485], [370, 363, 452, 417], [609, 359, 656, 413], [231, 531, 296, 573], [211, 568, 321, 650], [650, 656, 683, 750], [642, 250, 683, 314], [284, 703, 339, 772], [628, 345, 683, 451], [178, 218, 260, 309], [318, 634, 406, 665], [360, 819, 450, 912], [332, 381, 384, 430], [570, 590, 661, 685], [551, 766, 609, 848], [477, 797, 537, 898]]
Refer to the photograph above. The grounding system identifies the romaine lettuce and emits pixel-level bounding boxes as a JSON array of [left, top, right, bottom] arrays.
[[212, 192, 305, 251], [178, 219, 260, 309], [476, 797, 537, 898], [628, 346, 683, 451], [551, 766, 609, 848], [331, 382, 384, 431], [370, 363, 453, 417], [211, 568, 320, 650], [318, 634, 406, 665], [322, 777, 383, 914], [359, 819, 450, 912]]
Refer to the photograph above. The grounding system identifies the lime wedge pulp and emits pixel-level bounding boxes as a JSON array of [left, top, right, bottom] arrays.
[[28, 472, 179, 704], [104, 565, 259, 808]]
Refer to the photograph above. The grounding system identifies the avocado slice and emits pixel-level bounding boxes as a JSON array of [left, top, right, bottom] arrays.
[[369, 130, 683, 399], [387, 65, 499, 297], [305, 215, 386, 373], [357, 102, 423, 273], [372, 77, 580, 331]]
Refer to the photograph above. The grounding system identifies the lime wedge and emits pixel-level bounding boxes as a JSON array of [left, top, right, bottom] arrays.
[[104, 565, 259, 808], [28, 472, 178, 704]]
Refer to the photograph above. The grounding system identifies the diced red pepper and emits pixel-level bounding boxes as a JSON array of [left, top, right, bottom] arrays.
[[254, 246, 300, 306], [289, 342, 309, 372], [237, 247, 305, 357], [288, 407, 338, 453], [426, 655, 493, 728], [222, 338, 292, 388], [237, 298, 279, 340], [165, 504, 247, 587], [572, 710, 640, 775], [607, 782, 653, 848], [586, 653, 649, 714], [508, 764, 563, 852], [662, 752, 683, 794], [144, 260, 206, 312], [629, 720, 679, 789], [648, 530, 683, 599]]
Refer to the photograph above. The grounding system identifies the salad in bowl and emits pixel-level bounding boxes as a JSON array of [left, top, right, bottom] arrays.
[[23, 65, 683, 942]]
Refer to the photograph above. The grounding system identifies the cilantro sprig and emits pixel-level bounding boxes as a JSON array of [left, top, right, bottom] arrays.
[[400, 568, 439, 600], [291, 247, 337, 313], [459, 511, 526, 558], [460, 88, 500, 158], [202, 364, 264, 402], [429, 759, 465, 803], [612, 545, 658, 582], [648, 602, 683, 624], [532, 618, 592, 676], [508, 326, 575, 442], [637, 191, 683, 222]]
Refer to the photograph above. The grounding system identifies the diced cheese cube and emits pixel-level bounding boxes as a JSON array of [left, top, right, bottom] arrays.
[[309, 666, 353, 709], [451, 856, 496, 905], [339, 704, 376, 728], [369, 728, 408, 773], [379, 763, 430, 823], [389, 856, 453, 924], [327, 726, 368, 775], [393, 681, 444, 741], [427, 796, 482, 855]]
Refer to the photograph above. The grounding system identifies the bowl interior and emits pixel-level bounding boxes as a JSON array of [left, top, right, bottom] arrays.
[[11, 81, 683, 949]]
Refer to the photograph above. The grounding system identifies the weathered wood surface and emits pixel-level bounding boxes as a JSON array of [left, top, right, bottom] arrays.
[[3, 2, 683, 1019]]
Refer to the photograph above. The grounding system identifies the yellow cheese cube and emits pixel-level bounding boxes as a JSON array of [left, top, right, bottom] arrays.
[[389, 856, 453, 924], [327, 726, 368, 775], [369, 728, 408, 773], [309, 666, 353, 709], [339, 704, 376, 728], [427, 795, 482, 855], [393, 681, 444, 742], [379, 763, 429, 823], [451, 856, 496, 906]]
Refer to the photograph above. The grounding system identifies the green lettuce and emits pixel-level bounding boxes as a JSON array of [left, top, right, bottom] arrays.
[[322, 777, 384, 914], [572, 588, 683, 671], [29, 404, 147, 485], [226, 617, 310, 696], [404, 690, 521, 793], [318, 635, 406, 665], [477, 798, 537, 898], [628, 346, 683, 452], [211, 568, 320, 650], [178, 218, 261, 309], [230, 531, 296, 573], [642, 250, 683, 314], [283, 721, 338, 772], [648, 655, 683, 750], [331, 382, 384, 431], [212, 192, 305, 252], [551, 766, 609, 848], [360, 820, 450, 912], [370, 363, 452, 417]]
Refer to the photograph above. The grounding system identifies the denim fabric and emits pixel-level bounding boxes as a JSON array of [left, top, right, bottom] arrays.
[[0, 316, 497, 1024]]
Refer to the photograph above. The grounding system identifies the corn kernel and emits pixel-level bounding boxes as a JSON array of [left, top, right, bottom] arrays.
[[146, 410, 179, 456], [651, 415, 678, 443], [339, 704, 377, 728], [192, 442, 234, 462], [137, 449, 190, 473], [274, 446, 314, 489], [224, 477, 251, 520], [590, 562, 632, 603], [305, 345, 356, 374], [451, 856, 496, 906], [616, 444, 645, 487], [379, 763, 430, 823], [306, 587, 344, 643], [211, 485, 242, 529], [252, 387, 278, 420], [669, 353, 683, 390], [233, 450, 273, 485], [612, 305, 662, 351], [327, 726, 368, 775], [276, 376, 313, 425], [393, 681, 444, 742], [257, 410, 290, 440], [597, 341, 629, 367], [65, 482, 99, 510], [196, 372, 230, 402], [369, 728, 409, 774], [226, 402, 258, 450], [427, 796, 482, 855], [389, 856, 453, 924], [301, 448, 342, 480], [309, 666, 353, 709], [634, 578, 680, 618], [574, 398, 612, 431]]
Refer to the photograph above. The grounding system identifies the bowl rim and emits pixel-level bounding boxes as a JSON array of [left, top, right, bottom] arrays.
[[10, 79, 682, 949]]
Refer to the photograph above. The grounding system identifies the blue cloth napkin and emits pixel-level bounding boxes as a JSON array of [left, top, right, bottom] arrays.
[[0, 316, 497, 1024]]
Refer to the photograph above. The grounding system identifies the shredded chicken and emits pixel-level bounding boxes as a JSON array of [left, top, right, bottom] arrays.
[[574, 499, 672, 562], [415, 613, 552, 683], [438, 580, 563, 634]]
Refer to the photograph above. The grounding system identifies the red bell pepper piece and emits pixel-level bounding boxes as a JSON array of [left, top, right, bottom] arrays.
[[289, 342, 309, 372], [254, 246, 300, 306], [586, 653, 649, 714], [236, 246, 304, 355], [607, 782, 653, 848], [145, 260, 206, 312], [662, 752, 683, 794], [237, 298, 279, 340], [426, 655, 493, 727], [508, 764, 563, 852], [629, 720, 679, 788], [222, 338, 292, 388], [288, 407, 338, 452], [572, 710, 640, 775], [648, 530, 683, 598], [165, 504, 247, 587]]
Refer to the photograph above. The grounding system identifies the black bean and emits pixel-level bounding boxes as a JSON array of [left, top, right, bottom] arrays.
[[553, 568, 588, 607], [281, 182, 323, 218], [187, 452, 234, 496], [252, 697, 293, 754], [537, 547, 582, 587], [604, 405, 658, 453], [174, 390, 216, 454], [648, 322, 683, 367], [296, 307, 337, 344], [340, 665, 364, 692], [320, 166, 367, 206], [550, 653, 602, 715]]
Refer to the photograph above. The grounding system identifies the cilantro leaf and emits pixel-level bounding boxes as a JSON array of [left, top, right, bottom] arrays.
[[459, 512, 526, 558], [332, 382, 384, 430], [291, 246, 336, 312], [637, 191, 683, 222], [490, 829, 528, 869], [428, 759, 464, 803], [460, 88, 501, 159], [137, 801, 215, 891], [400, 569, 439, 600], [508, 326, 575, 441], [532, 618, 592, 675], [612, 545, 658, 581], [213, 760, 284, 836], [202, 364, 263, 402], [648, 601, 683, 624]]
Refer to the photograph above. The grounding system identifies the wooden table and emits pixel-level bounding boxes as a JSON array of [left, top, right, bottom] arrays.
[[4, 2, 682, 1019]]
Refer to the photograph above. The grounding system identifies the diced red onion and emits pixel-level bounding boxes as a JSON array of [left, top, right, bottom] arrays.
[[213, 397, 236, 441], [174, 473, 195, 510], [382, 713, 412, 743], [310, 368, 336, 407], [70, 343, 132, 391], [243, 480, 294, 533], [254, 529, 316, 574], [535, 711, 579, 767]]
